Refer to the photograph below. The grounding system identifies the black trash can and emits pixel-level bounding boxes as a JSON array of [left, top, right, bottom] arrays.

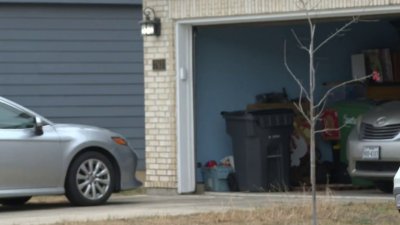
[[222, 109, 294, 192]]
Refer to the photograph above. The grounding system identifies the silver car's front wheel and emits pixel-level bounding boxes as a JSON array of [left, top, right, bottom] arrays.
[[76, 158, 111, 200], [65, 152, 115, 206]]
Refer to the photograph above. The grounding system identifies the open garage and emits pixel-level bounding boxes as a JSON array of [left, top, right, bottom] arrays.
[[193, 18, 400, 190]]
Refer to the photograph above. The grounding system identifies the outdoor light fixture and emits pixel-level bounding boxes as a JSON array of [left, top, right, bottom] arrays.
[[140, 7, 161, 36]]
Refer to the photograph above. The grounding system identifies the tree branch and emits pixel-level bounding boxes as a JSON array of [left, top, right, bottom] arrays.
[[315, 123, 349, 134], [296, 0, 307, 11], [314, 17, 359, 53], [284, 40, 311, 102], [291, 29, 309, 51], [310, 0, 323, 11], [315, 74, 373, 109], [314, 94, 328, 120], [293, 101, 311, 124], [298, 89, 305, 113], [297, 89, 310, 123], [309, 23, 316, 93]]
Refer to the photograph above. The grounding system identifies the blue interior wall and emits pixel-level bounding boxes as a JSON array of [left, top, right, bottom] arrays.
[[194, 21, 400, 179]]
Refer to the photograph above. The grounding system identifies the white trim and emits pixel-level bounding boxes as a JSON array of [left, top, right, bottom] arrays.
[[175, 5, 400, 193], [177, 5, 400, 26], [176, 24, 195, 194]]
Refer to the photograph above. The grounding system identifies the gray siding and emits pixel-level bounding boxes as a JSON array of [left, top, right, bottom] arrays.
[[0, 4, 145, 169]]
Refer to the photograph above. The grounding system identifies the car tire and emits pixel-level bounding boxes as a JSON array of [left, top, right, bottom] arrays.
[[374, 181, 393, 194], [0, 196, 31, 206], [65, 151, 115, 206]]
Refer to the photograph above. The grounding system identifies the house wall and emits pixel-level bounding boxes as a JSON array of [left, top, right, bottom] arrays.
[[143, 0, 177, 190], [143, 0, 400, 191]]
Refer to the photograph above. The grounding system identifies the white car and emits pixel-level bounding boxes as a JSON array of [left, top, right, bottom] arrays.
[[394, 168, 400, 211]]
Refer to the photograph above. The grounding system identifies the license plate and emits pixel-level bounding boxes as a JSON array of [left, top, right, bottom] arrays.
[[362, 146, 380, 160]]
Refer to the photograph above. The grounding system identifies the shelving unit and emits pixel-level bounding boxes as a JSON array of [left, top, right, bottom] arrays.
[[367, 83, 400, 101]]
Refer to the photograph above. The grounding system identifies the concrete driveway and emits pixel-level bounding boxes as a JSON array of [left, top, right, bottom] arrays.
[[0, 190, 393, 225]]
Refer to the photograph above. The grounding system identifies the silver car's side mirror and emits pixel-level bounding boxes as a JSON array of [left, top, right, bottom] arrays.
[[34, 117, 44, 136]]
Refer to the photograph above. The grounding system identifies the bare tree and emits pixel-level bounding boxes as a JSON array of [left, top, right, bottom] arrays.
[[284, 1, 376, 224]]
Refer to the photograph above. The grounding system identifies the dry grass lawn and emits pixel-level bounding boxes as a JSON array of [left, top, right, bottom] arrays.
[[51, 201, 398, 225]]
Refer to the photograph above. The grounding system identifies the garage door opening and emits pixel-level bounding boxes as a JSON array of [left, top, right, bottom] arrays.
[[192, 16, 400, 192]]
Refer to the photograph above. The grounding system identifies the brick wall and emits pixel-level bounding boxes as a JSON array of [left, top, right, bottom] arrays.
[[143, 0, 177, 190]]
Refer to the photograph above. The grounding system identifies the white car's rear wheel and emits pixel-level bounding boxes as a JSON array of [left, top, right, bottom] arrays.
[[65, 152, 114, 206]]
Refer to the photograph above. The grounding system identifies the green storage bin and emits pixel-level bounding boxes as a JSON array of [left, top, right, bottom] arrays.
[[331, 101, 374, 187], [202, 166, 233, 192]]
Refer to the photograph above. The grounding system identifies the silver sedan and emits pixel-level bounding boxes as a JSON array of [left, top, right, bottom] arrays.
[[0, 97, 142, 206], [347, 101, 400, 193]]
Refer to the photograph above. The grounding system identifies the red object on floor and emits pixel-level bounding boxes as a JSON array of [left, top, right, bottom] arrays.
[[205, 160, 218, 168]]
